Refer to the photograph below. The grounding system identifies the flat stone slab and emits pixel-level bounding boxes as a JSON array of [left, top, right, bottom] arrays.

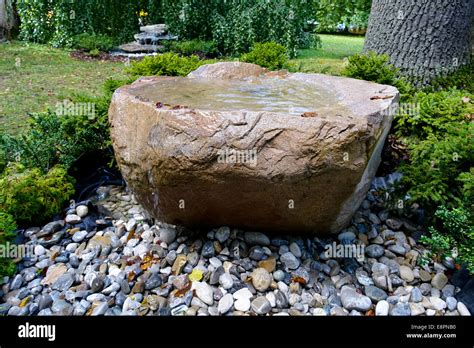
[[119, 42, 162, 53], [109, 62, 399, 234], [140, 24, 167, 34]]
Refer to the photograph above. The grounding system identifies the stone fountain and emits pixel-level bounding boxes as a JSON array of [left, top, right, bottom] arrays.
[[109, 62, 399, 234]]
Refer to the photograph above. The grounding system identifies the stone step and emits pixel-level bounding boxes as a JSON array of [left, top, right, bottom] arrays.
[[118, 42, 163, 53], [140, 24, 167, 35]]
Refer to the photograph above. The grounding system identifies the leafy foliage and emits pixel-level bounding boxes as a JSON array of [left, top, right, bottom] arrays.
[[0, 109, 109, 174], [0, 211, 16, 245], [395, 89, 473, 139], [0, 164, 75, 224], [0, 77, 134, 174], [17, 0, 318, 56], [166, 40, 219, 59], [162, 0, 317, 57], [72, 33, 116, 54], [0, 211, 17, 277], [241, 42, 288, 70], [125, 53, 209, 77], [341, 51, 413, 100], [16, 0, 164, 46], [420, 206, 474, 274], [397, 123, 473, 213], [314, 0, 372, 33], [423, 63, 474, 94]]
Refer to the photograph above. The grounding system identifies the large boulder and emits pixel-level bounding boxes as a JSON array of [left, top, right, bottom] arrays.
[[109, 62, 399, 234]]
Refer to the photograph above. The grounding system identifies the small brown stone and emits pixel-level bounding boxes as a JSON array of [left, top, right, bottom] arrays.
[[358, 234, 368, 245], [41, 264, 67, 285], [419, 269, 432, 282], [258, 257, 276, 273], [171, 254, 187, 275], [88, 235, 111, 249], [251, 268, 272, 292], [131, 281, 145, 293], [69, 227, 80, 236], [214, 241, 223, 254]]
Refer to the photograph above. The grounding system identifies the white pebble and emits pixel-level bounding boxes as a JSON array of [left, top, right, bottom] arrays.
[[76, 205, 89, 218], [375, 300, 389, 316], [457, 302, 471, 316], [34, 245, 45, 256]]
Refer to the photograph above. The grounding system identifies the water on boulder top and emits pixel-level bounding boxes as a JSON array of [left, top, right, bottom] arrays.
[[129, 76, 349, 116]]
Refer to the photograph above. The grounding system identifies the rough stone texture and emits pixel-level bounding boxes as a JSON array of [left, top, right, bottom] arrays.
[[109, 62, 399, 234]]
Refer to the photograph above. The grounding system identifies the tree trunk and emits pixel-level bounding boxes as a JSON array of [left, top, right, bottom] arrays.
[[0, 0, 18, 40], [364, 0, 474, 86]]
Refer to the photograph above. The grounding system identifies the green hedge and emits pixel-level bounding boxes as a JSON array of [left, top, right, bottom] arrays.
[[16, 0, 317, 57], [16, 0, 164, 47], [164, 0, 316, 57], [165, 40, 219, 59]]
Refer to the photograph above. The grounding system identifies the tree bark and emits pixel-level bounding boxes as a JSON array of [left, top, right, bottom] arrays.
[[364, 0, 474, 86], [0, 0, 18, 40]]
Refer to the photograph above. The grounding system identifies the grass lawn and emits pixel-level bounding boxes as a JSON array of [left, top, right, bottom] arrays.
[[0, 41, 128, 134], [292, 34, 365, 75]]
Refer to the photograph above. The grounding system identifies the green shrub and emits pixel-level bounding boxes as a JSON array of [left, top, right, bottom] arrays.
[[126, 53, 209, 77], [0, 211, 17, 244], [458, 169, 474, 210], [0, 107, 109, 174], [342, 51, 397, 83], [72, 33, 116, 53], [297, 32, 322, 50], [240, 42, 288, 70], [163, 0, 316, 57], [397, 123, 473, 212], [342, 51, 413, 100], [395, 89, 473, 140], [423, 63, 474, 94], [0, 164, 75, 224], [167, 40, 219, 58], [0, 77, 133, 175], [0, 211, 17, 277], [420, 206, 474, 274], [0, 148, 6, 174], [102, 77, 136, 97]]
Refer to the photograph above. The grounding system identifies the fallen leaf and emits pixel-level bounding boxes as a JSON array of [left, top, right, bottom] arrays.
[[188, 269, 203, 282], [174, 281, 192, 297], [291, 276, 307, 285], [128, 271, 136, 282], [126, 228, 135, 242], [171, 104, 188, 110], [301, 112, 318, 118], [19, 296, 30, 308], [370, 95, 394, 100]]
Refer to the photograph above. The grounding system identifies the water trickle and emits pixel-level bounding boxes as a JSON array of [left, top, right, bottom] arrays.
[[130, 76, 349, 116]]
